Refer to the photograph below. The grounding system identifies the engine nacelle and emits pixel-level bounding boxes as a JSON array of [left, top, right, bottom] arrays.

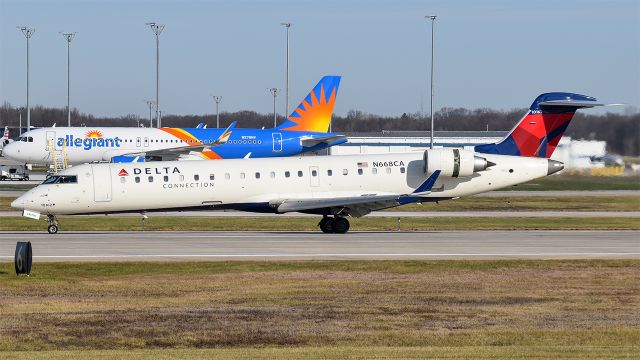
[[424, 148, 492, 177]]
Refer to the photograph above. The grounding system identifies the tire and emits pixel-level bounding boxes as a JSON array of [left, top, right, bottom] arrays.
[[333, 217, 350, 234], [47, 224, 59, 234], [319, 217, 334, 233]]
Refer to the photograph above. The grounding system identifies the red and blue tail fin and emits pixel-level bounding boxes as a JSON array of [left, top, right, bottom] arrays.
[[276, 75, 341, 133], [475, 92, 605, 158]]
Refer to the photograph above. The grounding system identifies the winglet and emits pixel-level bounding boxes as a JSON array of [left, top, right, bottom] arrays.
[[412, 170, 441, 195], [214, 121, 237, 145]]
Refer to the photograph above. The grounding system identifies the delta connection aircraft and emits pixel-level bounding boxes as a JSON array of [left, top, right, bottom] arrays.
[[2, 76, 345, 165], [11, 92, 609, 234]]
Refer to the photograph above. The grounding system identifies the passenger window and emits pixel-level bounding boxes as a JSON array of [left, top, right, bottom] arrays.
[[343, 169, 348, 176], [120, 177, 126, 184], [298, 171, 303, 177], [255, 172, 260, 179], [164, 176, 169, 182], [386, 167, 391, 174], [327, 170, 333, 176], [357, 169, 363, 175], [209, 174, 215, 180], [270, 171, 275, 178], [400, 167, 406, 174], [372, 168, 377, 174], [194, 175, 199, 181], [225, 173, 230, 180], [240, 172, 245, 179], [135, 177, 140, 183], [148, 176, 154, 183], [312, 170, 317, 177], [179, 175, 184, 181], [285, 171, 290, 178]]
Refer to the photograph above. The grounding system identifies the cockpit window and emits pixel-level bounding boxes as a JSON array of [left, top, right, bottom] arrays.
[[17, 136, 33, 142], [42, 175, 78, 184]]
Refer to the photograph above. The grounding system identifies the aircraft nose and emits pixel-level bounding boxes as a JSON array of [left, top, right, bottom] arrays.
[[2, 142, 16, 159], [11, 196, 25, 210]]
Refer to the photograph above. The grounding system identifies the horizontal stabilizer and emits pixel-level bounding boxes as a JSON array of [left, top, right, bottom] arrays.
[[300, 134, 346, 148]]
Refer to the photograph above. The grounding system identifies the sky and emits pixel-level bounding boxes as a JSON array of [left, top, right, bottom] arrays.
[[0, 0, 638, 119]]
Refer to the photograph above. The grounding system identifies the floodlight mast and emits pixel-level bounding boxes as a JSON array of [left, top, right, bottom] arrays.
[[212, 96, 222, 128], [60, 32, 76, 127], [280, 22, 291, 119], [269, 88, 279, 128], [146, 22, 165, 128], [145, 100, 156, 127], [425, 15, 436, 149], [17, 26, 34, 132]]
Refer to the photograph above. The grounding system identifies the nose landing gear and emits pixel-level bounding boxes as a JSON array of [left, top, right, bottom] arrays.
[[46, 215, 59, 234], [318, 216, 350, 234]]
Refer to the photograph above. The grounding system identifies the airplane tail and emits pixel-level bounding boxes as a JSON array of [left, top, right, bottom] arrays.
[[475, 92, 607, 158], [276, 75, 341, 132], [2, 126, 8, 140]]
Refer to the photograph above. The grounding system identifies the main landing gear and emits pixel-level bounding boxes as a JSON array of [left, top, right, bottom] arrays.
[[46, 215, 59, 234], [319, 216, 350, 234]]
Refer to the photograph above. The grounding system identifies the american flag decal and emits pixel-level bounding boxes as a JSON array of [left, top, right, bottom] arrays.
[[357, 162, 368, 168]]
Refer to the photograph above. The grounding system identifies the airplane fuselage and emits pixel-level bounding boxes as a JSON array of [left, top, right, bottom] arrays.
[[3, 127, 344, 165], [13, 151, 554, 216]]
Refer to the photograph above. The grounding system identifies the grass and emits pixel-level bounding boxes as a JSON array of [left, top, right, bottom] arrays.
[[2, 346, 638, 359], [0, 260, 638, 356], [2, 195, 640, 212], [0, 216, 638, 231], [394, 195, 640, 212], [513, 175, 640, 191]]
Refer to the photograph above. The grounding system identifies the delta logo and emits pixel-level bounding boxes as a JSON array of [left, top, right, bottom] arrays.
[[57, 130, 122, 150], [118, 169, 129, 176]]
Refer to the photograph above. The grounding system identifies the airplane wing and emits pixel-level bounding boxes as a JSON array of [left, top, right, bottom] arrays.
[[300, 135, 346, 148], [270, 170, 441, 217], [118, 121, 237, 161]]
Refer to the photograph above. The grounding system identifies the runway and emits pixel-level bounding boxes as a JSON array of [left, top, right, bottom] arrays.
[[0, 230, 637, 261]]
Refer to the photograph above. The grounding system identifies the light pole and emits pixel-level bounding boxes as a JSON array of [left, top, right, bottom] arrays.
[[425, 15, 436, 149], [269, 88, 279, 128], [146, 22, 165, 128], [145, 100, 156, 127], [60, 32, 76, 127], [16, 107, 24, 135], [280, 22, 291, 118], [212, 96, 222, 128], [17, 26, 34, 132]]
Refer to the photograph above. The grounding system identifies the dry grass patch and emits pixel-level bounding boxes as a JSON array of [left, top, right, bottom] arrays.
[[0, 260, 638, 353]]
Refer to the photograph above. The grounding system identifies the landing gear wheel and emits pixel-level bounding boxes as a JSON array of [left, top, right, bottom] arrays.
[[332, 217, 350, 234], [46, 215, 59, 234], [319, 217, 334, 233], [47, 224, 59, 234]]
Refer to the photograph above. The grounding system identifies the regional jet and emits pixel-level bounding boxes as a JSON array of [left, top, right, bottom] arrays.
[[11, 92, 608, 234], [3, 76, 345, 165]]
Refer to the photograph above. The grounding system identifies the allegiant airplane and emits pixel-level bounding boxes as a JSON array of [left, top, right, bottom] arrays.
[[3, 76, 345, 165]]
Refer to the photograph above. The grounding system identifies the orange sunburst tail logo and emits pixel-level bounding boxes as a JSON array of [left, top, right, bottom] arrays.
[[277, 75, 340, 133]]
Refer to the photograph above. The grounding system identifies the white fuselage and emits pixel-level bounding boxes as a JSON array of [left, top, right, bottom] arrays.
[[3, 127, 190, 164], [12, 152, 552, 216]]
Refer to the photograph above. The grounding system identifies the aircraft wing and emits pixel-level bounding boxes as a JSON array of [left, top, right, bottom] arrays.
[[271, 170, 441, 217], [300, 135, 346, 147]]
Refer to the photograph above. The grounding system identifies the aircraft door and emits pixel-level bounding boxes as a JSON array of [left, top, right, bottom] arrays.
[[309, 166, 320, 187], [144, 137, 149, 147], [45, 131, 56, 151], [136, 137, 141, 147], [91, 164, 112, 202], [272, 133, 282, 152]]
